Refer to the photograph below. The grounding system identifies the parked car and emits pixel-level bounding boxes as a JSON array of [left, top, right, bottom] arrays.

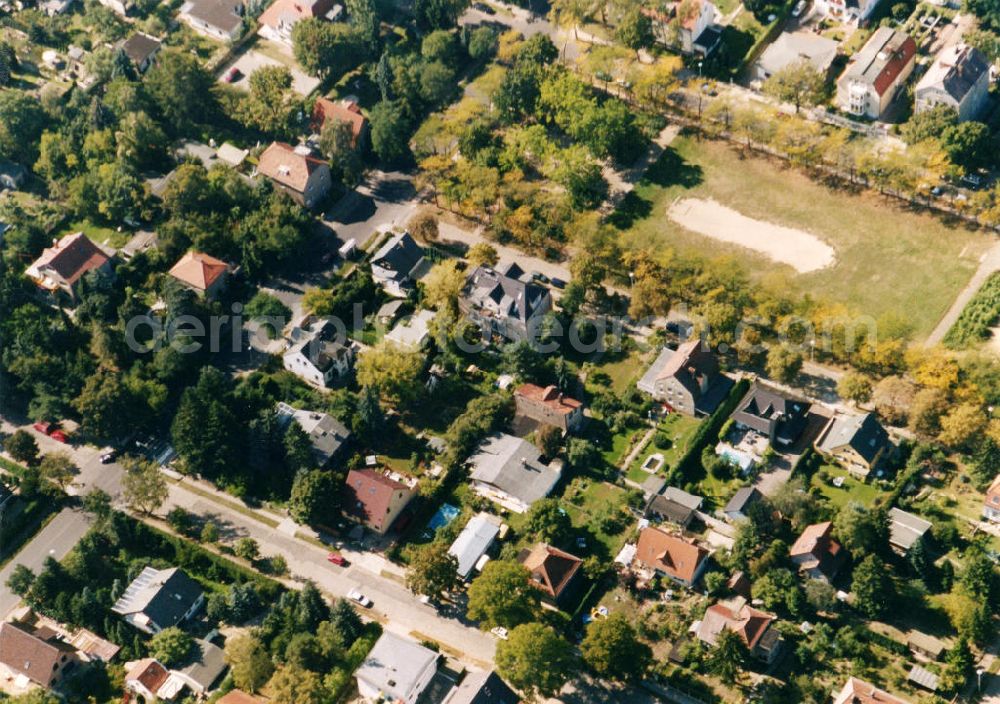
[[490, 626, 509, 640], [472, 1, 495, 13], [224, 67, 241, 83], [530, 271, 549, 284], [792, 0, 806, 16], [347, 588, 372, 607], [100, 450, 117, 464], [327, 552, 348, 567], [550, 276, 566, 289]]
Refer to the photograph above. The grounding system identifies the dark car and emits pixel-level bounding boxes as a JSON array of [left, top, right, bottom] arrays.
[[472, 1, 495, 13], [550, 277, 566, 289], [100, 450, 117, 464]]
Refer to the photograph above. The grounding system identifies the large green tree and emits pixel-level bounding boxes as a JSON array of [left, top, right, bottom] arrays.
[[405, 541, 460, 599], [121, 455, 169, 515], [466, 560, 540, 629], [763, 61, 827, 113], [852, 554, 894, 619], [288, 470, 340, 525], [144, 52, 217, 132], [580, 613, 652, 681], [495, 623, 576, 700], [369, 100, 410, 162], [292, 19, 366, 79]]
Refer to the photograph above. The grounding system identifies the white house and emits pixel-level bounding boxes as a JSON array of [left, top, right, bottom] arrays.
[[835, 28, 916, 120], [282, 317, 355, 388], [914, 44, 992, 122], [355, 633, 438, 704]]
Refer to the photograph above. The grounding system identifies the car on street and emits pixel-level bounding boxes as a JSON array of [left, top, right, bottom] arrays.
[[347, 588, 372, 607], [327, 552, 348, 566]]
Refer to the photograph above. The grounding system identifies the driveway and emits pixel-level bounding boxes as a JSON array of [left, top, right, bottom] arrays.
[[324, 169, 420, 250], [219, 48, 320, 97]]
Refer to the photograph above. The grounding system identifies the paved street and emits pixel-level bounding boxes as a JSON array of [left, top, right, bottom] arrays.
[[0, 508, 93, 617], [324, 169, 420, 251], [0, 420, 497, 666]]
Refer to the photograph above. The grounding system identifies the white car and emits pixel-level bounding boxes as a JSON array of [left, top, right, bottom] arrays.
[[347, 588, 372, 608], [490, 627, 509, 640], [792, 0, 806, 15]]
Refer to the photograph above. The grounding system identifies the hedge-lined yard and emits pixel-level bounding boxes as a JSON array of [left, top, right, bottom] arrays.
[[943, 271, 1000, 349]]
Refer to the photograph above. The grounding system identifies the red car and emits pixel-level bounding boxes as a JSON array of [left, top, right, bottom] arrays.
[[33, 422, 54, 434], [49, 430, 68, 443], [327, 552, 348, 567], [224, 66, 242, 83]]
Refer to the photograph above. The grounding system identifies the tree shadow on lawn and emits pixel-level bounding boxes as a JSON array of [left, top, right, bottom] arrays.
[[606, 149, 704, 230]]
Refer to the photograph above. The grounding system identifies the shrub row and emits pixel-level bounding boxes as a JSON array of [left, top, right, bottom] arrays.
[[943, 271, 1000, 349], [671, 378, 751, 485]]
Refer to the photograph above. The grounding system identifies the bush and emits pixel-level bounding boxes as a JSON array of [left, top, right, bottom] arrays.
[[944, 272, 1000, 349]]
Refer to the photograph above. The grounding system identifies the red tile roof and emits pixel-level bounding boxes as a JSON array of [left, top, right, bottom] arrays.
[[168, 251, 228, 291], [519, 543, 583, 600], [258, 0, 335, 30], [218, 691, 263, 704], [699, 601, 775, 650], [873, 36, 917, 97], [344, 468, 410, 532], [833, 677, 911, 704], [312, 98, 368, 145], [790, 521, 843, 578], [257, 142, 327, 193], [636, 526, 709, 584], [29, 232, 110, 287], [986, 474, 1000, 508], [515, 383, 582, 416], [126, 658, 170, 694]]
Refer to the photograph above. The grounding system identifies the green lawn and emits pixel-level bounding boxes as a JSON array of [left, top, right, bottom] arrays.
[[811, 463, 885, 509], [613, 137, 991, 339], [561, 479, 633, 558], [626, 413, 702, 484], [61, 220, 128, 249]]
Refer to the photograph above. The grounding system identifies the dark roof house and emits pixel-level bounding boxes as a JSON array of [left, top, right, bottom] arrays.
[[637, 339, 732, 416], [370, 231, 426, 297], [120, 33, 161, 72], [723, 486, 763, 521], [517, 543, 583, 605], [816, 412, 892, 478], [443, 670, 519, 704], [459, 265, 552, 343], [276, 402, 351, 466], [731, 381, 810, 447], [111, 566, 205, 634]]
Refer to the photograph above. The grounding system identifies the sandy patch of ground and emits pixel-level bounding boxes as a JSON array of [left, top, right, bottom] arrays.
[[666, 197, 836, 273]]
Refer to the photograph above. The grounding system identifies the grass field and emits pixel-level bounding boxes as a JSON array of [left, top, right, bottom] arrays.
[[811, 463, 885, 509], [626, 414, 702, 484], [613, 137, 992, 339]]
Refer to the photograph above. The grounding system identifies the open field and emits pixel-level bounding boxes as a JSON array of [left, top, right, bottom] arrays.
[[614, 137, 992, 339]]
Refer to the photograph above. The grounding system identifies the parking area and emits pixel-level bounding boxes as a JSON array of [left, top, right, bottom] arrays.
[[218, 47, 320, 96]]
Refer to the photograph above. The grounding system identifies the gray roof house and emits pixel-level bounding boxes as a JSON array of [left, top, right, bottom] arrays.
[[664, 486, 703, 511], [645, 494, 696, 528], [120, 33, 161, 73], [178, 0, 244, 41], [355, 632, 438, 704], [731, 382, 810, 447], [282, 317, 356, 388], [173, 640, 228, 695], [724, 487, 763, 522], [915, 43, 992, 122], [637, 339, 733, 416], [371, 232, 426, 297], [815, 412, 892, 479], [754, 31, 839, 81], [448, 512, 502, 580], [276, 402, 351, 466], [443, 670, 519, 704], [112, 566, 205, 634], [468, 433, 562, 514], [888, 507, 931, 555], [459, 264, 552, 343]]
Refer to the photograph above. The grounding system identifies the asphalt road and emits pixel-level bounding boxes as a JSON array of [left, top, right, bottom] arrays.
[[0, 508, 93, 617]]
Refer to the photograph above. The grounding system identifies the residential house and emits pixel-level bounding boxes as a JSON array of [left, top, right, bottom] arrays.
[[816, 412, 893, 479], [832, 677, 911, 704], [25, 232, 114, 301], [385, 309, 437, 350], [312, 98, 369, 148], [907, 631, 946, 662], [459, 264, 553, 343], [888, 507, 931, 556], [514, 383, 585, 434], [178, 0, 245, 41], [355, 632, 438, 704], [120, 33, 161, 73], [256, 142, 332, 209], [754, 32, 839, 81], [789, 521, 844, 581], [370, 231, 426, 297], [665, 486, 703, 511], [99, 0, 133, 15], [167, 251, 230, 299], [125, 643, 226, 702], [442, 671, 519, 704], [283, 317, 356, 388], [815, 0, 885, 23], [377, 299, 406, 326], [915, 44, 992, 122], [343, 468, 416, 534], [836, 28, 917, 120], [0, 621, 77, 689], [983, 474, 1000, 521], [171, 640, 228, 696], [258, 0, 335, 44], [111, 566, 205, 634], [449, 513, 502, 580], [518, 543, 584, 607], [0, 161, 28, 191], [467, 433, 562, 514], [731, 381, 810, 447], [644, 493, 696, 529], [723, 486, 763, 522], [635, 526, 711, 587], [276, 402, 351, 467], [676, 0, 721, 56], [694, 597, 782, 663], [637, 339, 733, 416], [125, 659, 171, 701]]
